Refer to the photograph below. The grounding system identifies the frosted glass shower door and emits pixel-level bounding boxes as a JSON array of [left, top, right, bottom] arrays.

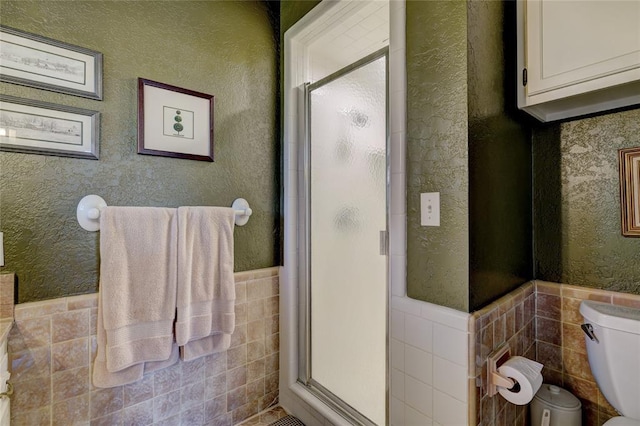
[[307, 54, 387, 425]]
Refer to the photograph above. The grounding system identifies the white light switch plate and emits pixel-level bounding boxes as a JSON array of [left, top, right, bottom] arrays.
[[421, 192, 440, 226]]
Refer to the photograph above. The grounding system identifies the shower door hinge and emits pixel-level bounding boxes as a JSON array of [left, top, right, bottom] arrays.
[[380, 230, 389, 256]]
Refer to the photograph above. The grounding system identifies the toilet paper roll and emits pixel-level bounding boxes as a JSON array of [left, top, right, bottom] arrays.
[[497, 356, 544, 405]]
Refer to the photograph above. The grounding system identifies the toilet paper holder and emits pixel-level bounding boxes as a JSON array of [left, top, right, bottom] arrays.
[[487, 344, 517, 397]]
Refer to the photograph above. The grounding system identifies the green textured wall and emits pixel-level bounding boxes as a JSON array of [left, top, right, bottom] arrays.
[[280, 0, 320, 35], [467, 0, 532, 311], [534, 109, 640, 295], [0, 1, 279, 302], [406, 0, 470, 311]]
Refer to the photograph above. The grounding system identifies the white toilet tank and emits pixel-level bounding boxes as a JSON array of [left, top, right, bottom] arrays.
[[580, 301, 640, 421]]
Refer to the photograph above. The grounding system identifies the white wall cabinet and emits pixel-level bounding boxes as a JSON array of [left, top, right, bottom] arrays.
[[517, 0, 640, 122], [0, 338, 8, 426]]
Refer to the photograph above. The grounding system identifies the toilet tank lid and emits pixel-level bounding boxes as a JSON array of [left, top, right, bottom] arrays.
[[580, 301, 640, 334]]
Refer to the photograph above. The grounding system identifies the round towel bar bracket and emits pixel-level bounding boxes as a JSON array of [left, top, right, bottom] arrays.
[[231, 198, 252, 226], [77, 195, 107, 232], [76, 195, 253, 231]]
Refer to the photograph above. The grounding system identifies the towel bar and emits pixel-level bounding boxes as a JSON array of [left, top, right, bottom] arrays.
[[77, 195, 253, 231]]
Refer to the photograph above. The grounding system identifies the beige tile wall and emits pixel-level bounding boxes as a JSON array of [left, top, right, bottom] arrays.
[[536, 281, 640, 426], [9, 267, 280, 426], [470, 281, 536, 426], [0, 273, 14, 320], [470, 280, 640, 426]]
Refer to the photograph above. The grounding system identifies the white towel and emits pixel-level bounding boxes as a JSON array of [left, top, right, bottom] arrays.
[[175, 206, 236, 361], [93, 207, 179, 388]]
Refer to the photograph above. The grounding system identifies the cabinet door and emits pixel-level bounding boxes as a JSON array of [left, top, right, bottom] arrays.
[[526, 0, 640, 96], [0, 398, 8, 426], [0, 339, 7, 426], [0, 398, 7, 426]]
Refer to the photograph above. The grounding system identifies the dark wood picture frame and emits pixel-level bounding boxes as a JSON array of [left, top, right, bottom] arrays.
[[137, 78, 214, 162], [619, 147, 640, 237]]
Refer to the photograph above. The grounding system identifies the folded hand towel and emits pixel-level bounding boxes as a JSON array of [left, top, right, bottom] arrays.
[[179, 334, 231, 361], [93, 207, 178, 388], [175, 206, 236, 361]]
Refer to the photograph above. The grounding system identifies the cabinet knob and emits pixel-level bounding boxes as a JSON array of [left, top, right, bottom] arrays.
[[0, 381, 13, 399]]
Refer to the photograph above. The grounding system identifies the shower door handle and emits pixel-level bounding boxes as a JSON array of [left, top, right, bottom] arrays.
[[380, 230, 388, 255]]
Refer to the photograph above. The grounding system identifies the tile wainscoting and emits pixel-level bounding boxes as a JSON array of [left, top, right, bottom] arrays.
[[9, 268, 637, 426], [470, 280, 640, 426], [535, 281, 640, 426], [470, 282, 536, 426], [0, 273, 14, 320], [389, 296, 470, 426], [8, 267, 280, 426]]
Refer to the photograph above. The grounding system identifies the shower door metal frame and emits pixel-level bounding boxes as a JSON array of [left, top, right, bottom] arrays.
[[298, 47, 390, 426]]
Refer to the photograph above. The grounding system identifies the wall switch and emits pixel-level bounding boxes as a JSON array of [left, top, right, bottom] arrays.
[[421, 192, 440, 226]]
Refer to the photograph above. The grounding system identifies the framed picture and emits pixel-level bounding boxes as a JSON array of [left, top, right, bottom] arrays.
[[619, 147, 640, 237], [0, 25, 103, 100], [0, 95, 100, 159], [137, 78, 214, 162]]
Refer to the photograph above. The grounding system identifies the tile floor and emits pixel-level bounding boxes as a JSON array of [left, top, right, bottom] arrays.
[[237, 406, 289, 426]]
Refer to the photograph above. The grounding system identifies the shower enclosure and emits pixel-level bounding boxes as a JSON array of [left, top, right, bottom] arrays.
[[299, 51, 388, 426]]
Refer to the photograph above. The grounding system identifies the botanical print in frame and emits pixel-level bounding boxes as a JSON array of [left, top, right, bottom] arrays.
[[137, 78, 214, 162], [619, 147, 640, 237], [0, 95, 100, 159], [0, 25, 103, 100]]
